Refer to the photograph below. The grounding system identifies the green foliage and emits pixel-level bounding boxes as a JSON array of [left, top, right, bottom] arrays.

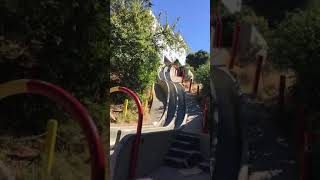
[[186, 50, 209, 70], [0, 0, 109, 134], [270, 8, 320, 108], [110, 0, 187, 95], [174, 59, 181, 67], [183, 64, 194, 80], [239, 7, 270, 64], [242, 0, 307, 27], [82, 98, 108, 131], [239, 6, 271, 39], [194, 63, 210, 94], [218, 6, 271, 48]]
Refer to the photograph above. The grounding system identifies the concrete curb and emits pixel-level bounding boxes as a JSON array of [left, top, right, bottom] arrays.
[[210, 65, 248, 180], [209, 69, 219, 177], [158, 66, 174, 127], [168, 65, 188, 128], [175, 71, 188, 128], [155, 80, 170, 127], [164, 65, 178, 129]]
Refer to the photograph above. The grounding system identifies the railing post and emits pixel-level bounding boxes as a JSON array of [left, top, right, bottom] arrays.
[[42, 119, 58, 179], [216, 16, 222, 48], [279, 75, 286, 111], [252, 55, 263, 97], [216, 0, 222, 48], [182, 69, 185, 83], [301, 132, 312, 180], [144, 98, 148, 113], [203, 96, 209, 133], [124, 99, 128, 118], [189, 79, 193, 93], [229, 21, 240, 70], [115, 130, 121, 146], [197, 85, 200, 95]]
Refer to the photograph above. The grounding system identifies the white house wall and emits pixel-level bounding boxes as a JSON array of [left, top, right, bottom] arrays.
[[149, 10, 187, 65]]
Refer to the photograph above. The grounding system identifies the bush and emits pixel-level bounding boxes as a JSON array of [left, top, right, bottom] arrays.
[[270, 8, 320, 108], [0, 0, 109, 134], [194, 63, 210, 94], [186, 50, 209, 70], [110, 0, 186, 94]]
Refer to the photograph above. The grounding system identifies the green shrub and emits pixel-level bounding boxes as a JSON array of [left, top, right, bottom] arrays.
[[186, 50, 209, 70], [0, 0, 109, 134], [110, 0, 187, 94], [270, 8, 320, 108], [194, 63, 210, 94]]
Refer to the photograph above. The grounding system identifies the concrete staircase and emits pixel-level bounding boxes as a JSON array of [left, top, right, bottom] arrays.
[[163, 131, 209, 173]]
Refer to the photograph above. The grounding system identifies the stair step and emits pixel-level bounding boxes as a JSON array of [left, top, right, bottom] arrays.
[[177, 131, 199, 137], [166, 148, 202, 167], [199, 161, 210, 173], [170, 140, 200, 150], [164, 156, 188, 169], [175, 133, 200, 143], [167, 147, 201, 159]]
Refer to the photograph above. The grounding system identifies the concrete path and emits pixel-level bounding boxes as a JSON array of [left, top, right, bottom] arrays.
[[182, 93, 204, 134], [165, 68, 186, 129], [168, 66, 204, 132], [174, 83, 186, 128], [210, 61, 298, 180], [241, 99, 298, 180], [169, 66, 182, 83]]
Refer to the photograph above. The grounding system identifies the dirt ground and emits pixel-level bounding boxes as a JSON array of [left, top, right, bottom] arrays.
[[110, 103, 152, 125]]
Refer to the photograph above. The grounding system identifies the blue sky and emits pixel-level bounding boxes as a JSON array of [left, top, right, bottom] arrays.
[[151, 0, 210, 53]]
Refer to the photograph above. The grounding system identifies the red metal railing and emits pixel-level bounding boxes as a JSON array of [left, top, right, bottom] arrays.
[[279, 75, 286, 111], [202, 96, 209, 133], [252, 55, 263, 97], [229, 21, 241, 70], [110, 86, 143, 179]]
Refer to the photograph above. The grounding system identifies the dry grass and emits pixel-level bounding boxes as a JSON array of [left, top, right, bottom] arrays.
[[233, 61, 295, 102], [0, 120, 97, 180], [110, 102, 151, 125], [182, 81, 203, 95]]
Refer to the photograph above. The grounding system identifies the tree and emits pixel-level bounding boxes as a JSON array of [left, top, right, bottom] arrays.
[[242, 0, 307, 27], [186, 50, 209, 70], [1, 0, 109, 134], [110, 0, 186, 94], [194, 62, 210, 94], [174, 59, 181, 66], [270, 8, 320, 108], [239, 6, 271, 39]]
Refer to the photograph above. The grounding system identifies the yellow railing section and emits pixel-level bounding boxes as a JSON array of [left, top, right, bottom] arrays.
[[42, 119, 58, 179]]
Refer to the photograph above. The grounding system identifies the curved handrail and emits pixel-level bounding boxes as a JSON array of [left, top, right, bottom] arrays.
[[0, 79, 105, 180], [110, 86, 143, 179]]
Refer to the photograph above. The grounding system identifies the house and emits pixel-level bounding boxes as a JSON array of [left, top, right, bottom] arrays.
[[149, 10, 188, 65]]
